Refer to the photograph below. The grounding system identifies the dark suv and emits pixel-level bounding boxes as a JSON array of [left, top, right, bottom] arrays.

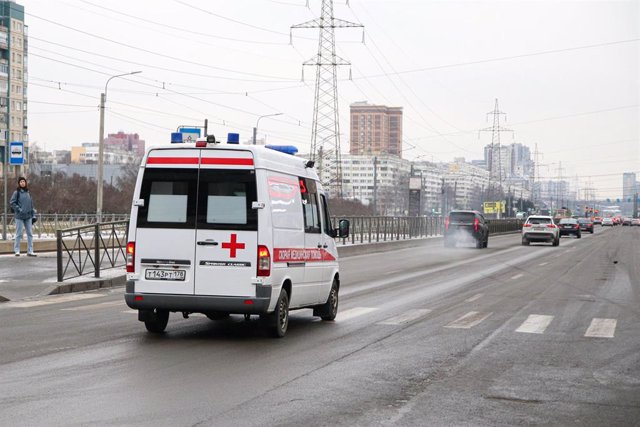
[[444, 210, 489, 249]]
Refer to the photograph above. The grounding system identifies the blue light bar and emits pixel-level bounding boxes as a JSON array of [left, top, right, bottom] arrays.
[[171, 132, 183, 143], [266, 145, 298, 155], [227, 133, 240, 144]]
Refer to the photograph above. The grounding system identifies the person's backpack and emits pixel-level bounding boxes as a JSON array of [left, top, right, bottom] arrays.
[[10, 191, 19, 214]]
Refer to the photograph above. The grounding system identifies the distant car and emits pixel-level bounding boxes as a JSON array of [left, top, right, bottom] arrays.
[[577, 218, 594, 233], [558, 218, 581, 238], [613, 217, 621, 226], [592, 217, 602, 225], [444, 210, 489, 249], [522, 215, 560, 246], [622, 217, 632, 226], [632, 218, 640, 226], [602, 218, 614, 226]]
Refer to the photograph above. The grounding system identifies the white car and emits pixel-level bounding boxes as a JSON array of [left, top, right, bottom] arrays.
[[602, 217, 614, 226], [522, 215, 560, 246]]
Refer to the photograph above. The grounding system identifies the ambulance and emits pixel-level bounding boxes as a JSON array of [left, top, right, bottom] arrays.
[[124, 133, 350, 337]]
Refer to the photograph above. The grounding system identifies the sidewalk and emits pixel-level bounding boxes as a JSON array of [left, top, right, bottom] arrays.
[[0, 236, 441, 303]]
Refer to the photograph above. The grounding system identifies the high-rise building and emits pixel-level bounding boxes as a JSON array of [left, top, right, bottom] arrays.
[[104, 131, 145, 157], [350, 101, 403, 157], [0, 0, 27, 166], [622, 172, 637, 199]]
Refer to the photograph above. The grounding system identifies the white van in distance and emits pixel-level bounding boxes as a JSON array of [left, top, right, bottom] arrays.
[[124, 134, 350, 337]]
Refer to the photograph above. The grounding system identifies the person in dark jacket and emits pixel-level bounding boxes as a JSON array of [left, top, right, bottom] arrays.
[[10, 176, 37, 257]]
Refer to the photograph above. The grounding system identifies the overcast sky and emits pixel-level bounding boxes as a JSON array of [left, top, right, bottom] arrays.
[[21, 0, 639, 199]]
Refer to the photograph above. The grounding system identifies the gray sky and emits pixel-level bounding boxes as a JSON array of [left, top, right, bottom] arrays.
[[22, 0, 639, 199]]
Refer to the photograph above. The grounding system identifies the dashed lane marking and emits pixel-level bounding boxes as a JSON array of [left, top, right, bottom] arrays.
[[511, 273, 523, 280], [6, 294, 104, 308], [377, 309, 432, 325], [584, 318, 617, 338], [445, 311, 493, 329], [538, 262, 549, 266], [515, 314, 554, 334], [465, 293, 483, 302], [336, 307, 378, 322], [61, 300, 125, 311]]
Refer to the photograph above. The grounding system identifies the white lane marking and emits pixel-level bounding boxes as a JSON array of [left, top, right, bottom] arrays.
[[122, 310, 138, 314], [7, 294, 104, 308], [465, 293, 483, 302], [336, 307, 378, 322], [538, 262, 549, 266], [584, 318, 617, 338], [61, 300, 125, 311], [378, 309, 432, 325], [515, 314, 554, 334], [445, 311, 493, 329], [511, 273, 523, 280]]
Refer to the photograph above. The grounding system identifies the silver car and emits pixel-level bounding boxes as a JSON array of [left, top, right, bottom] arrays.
[[522, 215, 560, 246]]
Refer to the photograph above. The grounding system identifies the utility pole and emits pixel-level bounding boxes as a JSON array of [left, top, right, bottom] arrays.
[[291, 0, 363, 198]]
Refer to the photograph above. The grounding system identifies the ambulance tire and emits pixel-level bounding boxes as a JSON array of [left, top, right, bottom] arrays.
[[144, 309, 169, 333], [314, 279, 339, 321], [263, 288, 289, 338]]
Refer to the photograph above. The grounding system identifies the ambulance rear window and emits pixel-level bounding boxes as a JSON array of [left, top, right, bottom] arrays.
[[197, 169, 257, 231], [137, 168, 197, 229]]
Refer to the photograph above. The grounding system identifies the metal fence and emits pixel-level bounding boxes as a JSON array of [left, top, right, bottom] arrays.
[[56, 220, 129, 282], [4, 214, 130, 240], [53, 216, 523, 282]]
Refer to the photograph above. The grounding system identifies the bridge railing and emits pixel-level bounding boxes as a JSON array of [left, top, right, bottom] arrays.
[[56, 220, 129, 282], [5, 214, 130, 240], [53, 216, 523, 281]]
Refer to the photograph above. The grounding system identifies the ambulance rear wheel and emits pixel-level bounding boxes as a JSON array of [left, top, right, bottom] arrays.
[[264, 288, 289, 338], [144, 309, 169, 333]]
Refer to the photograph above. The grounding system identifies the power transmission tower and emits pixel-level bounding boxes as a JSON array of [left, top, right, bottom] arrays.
[[291, 0, 363, 198], [479, 99, 513, 194]]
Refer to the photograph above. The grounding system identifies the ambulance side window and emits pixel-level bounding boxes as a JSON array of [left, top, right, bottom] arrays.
[[320, 194, 333, 237], [137, 168, 197, 229], [197, 169, 257, 231], [300, 178, 321, 234]]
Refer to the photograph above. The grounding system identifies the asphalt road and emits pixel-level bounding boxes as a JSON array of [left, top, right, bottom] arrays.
[[0, 225, 638, 426]]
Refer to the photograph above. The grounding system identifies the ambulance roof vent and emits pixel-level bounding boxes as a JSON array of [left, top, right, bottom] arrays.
[[265, 145, 298, 155]]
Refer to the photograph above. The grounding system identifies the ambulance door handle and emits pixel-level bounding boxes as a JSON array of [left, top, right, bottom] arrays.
[[197, 240, 219, 246]]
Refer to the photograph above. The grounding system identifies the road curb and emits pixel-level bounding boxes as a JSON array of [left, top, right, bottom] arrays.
[[46, 274, 127, 296]]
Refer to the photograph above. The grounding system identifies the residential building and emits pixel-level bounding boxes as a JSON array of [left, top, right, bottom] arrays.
[[349, 101, 403, 157], [104, 131, 145, 157], [0, 0, 27, 173]]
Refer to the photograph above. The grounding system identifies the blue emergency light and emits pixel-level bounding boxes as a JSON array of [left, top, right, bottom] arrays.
[[266, 145, 298, 155], [171, 132, 183, 143], [227, 133, 240, 144]]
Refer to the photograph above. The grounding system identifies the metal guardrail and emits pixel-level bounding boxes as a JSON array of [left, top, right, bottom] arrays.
[[56, 220, 129, 282], [4, 214, 130, 239], [53, 216, 523, 282]]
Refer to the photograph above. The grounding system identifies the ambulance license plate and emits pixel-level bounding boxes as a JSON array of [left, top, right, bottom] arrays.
[[145, 269, 186, 281]]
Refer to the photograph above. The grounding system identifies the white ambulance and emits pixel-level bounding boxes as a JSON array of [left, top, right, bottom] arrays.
[[124, 134, 350, 337]]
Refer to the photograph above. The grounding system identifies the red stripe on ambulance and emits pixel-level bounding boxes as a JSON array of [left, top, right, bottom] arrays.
[[147, 157, 199, 165], [201, 158, 254, 166]]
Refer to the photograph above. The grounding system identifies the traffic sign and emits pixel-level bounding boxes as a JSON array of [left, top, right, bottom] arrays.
[[180, 128, 201, 143], [9, 141, 24, 165]]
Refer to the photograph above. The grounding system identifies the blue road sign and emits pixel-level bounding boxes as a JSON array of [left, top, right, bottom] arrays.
[[9, 141, 24, 165], [179, 128, 201, 143]]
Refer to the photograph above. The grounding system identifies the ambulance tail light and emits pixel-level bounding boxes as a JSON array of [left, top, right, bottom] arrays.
[[257, 245, 271, 277], [474, 217, 479, 232], [126, 242, 135, 273]]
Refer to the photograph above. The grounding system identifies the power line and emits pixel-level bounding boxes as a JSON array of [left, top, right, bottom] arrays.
[[26, 12, 298, 81], [351, 38, 640, 80]]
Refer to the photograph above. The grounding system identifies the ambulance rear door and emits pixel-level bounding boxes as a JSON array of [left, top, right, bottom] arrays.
[[194, 149, 258, 297], [134, 149, 199, 295]]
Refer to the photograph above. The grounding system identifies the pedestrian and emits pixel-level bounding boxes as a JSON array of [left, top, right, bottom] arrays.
[[10, 176, 37, 257]]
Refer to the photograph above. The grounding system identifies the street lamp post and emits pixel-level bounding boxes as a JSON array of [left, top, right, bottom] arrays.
[[97, 71, 141, 222], [253, 113, 283, 145]]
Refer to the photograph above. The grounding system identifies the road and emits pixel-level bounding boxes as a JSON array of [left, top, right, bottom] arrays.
[[1, 226, 638, 426]]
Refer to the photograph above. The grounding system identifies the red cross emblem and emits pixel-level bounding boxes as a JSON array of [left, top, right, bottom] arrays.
[[222, 234, 245, 258]]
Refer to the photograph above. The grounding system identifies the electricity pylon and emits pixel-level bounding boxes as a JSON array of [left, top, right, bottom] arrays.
[[291, 0, 363, 198]]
